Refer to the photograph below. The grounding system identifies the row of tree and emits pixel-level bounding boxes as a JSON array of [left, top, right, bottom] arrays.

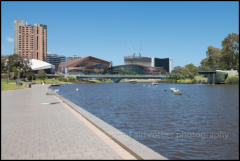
[[1, 54, 32, 79], [1, 33, 238, 81], [1, 54, 46, 81], [200, 33, 239, 71], [170, 33, 239, 80]]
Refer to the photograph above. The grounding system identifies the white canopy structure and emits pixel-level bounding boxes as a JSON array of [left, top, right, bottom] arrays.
[[29, 59, 55, 71]]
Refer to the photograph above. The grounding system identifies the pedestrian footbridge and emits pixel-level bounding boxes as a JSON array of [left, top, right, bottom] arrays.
[[63, 74, 168, 83]]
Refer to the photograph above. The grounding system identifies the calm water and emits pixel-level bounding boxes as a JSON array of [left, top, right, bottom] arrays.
[[51, 83, 239, 160]]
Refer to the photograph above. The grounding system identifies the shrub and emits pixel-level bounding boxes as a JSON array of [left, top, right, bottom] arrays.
[[62, 77, 68, 82], [27, 72, 36, 81], [177, 79, 193, 83], [224, 76, 239, 84], [68, 76, 76, 82], [193, 75, 208, 84], [58, 76, 64, 81], [37, 70, 46, 80]]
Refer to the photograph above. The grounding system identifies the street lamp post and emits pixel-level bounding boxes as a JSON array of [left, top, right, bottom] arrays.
[[5, 59, 9, 84], [7, 64, 10, 84], [17, 67, 22, 86]]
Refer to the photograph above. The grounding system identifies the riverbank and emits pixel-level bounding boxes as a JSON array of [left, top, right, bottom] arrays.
[[2, 74, 237, 91], [53, 88, 167, 160], [1, 78, 102, 91], [1, 84, 167, 159]]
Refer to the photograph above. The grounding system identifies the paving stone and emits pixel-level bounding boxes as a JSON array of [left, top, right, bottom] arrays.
[[1, 85, 123, 160]]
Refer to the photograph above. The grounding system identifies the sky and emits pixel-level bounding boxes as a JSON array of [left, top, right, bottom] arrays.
[[1, 1, 239, 67]]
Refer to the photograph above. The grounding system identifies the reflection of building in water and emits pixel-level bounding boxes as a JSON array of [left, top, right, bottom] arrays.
[[57, 56, 110, 74], [124, 55, 172, 73]]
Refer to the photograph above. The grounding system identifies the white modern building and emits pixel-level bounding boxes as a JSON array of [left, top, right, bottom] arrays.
[[29, 59, 55, 73]]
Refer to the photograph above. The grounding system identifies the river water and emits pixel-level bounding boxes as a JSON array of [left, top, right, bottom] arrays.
[[51, 83, 239, 159]]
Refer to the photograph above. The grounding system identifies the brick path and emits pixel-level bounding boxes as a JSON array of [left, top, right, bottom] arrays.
[[1, 85, 136, 159]]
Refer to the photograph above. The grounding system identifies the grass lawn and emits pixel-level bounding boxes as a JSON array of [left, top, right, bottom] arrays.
[[1, 79, 26, 91], [21, 78, 71, 85], [44, 78, 71, 84], [1, 77, 107, 91]]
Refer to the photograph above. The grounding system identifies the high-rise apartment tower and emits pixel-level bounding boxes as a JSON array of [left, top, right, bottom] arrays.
[[14, 20, 47, 61], [14, 20, 27, 55]]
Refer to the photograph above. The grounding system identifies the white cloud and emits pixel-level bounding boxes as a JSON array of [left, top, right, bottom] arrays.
[[7, 37, 14, 43]]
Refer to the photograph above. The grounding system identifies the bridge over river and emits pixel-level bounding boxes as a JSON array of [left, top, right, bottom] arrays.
[[58, 74, 168, 83]]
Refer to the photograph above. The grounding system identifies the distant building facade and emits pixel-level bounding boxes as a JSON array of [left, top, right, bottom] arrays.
[[153, 57, 172, 73], [66, 55, 81, 61], [124, 55, 172, 73], [14, 20, 28, 55], [124, 56, 152, 67], [109, 64, 149, 75], [14, 20, 47, 61], [46, 53, 66, 72]]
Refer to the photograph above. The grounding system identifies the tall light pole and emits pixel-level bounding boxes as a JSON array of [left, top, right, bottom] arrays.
[[6, 60, 10, 84], [17, 67, 22, 86]]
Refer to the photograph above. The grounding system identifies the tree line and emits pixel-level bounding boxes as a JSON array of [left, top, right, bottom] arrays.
[[1, 33, 238, 82], [170, 33, 239, 80]]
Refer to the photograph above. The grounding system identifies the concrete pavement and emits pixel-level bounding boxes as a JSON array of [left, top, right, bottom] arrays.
[[1, 84, 136, 160]]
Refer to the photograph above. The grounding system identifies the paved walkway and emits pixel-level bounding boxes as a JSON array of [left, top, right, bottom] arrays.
[[1, 85, 136, 160]]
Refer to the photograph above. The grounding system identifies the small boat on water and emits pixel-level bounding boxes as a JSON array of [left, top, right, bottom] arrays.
[[129, 80, 137, 84], [170, 88, 182, 95], [51, 84, 61, 87], [152, 82, 159, 85]]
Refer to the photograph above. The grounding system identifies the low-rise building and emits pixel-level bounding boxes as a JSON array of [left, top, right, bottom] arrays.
[[124, 55, 172, 73], [66, 55, 81, 61], [46, 53, 66, 72]]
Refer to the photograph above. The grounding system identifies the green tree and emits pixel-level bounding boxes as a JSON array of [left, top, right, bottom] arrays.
[[6, 54, 32, 78], [170, 64, 198, 80], [200, 46, 221, 70], [26, 72, 36, 81], [172, 66, 183, 73], [220, 33, 239, 70], [184, 63, 199, 74], [68, 76, 75, 82], [1, 58, 7, 73], [11, 66, 18, 79], [37, 70, 46, 80]]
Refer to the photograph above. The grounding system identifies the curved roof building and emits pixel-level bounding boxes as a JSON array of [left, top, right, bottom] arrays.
[[57, 56, 110, 74]]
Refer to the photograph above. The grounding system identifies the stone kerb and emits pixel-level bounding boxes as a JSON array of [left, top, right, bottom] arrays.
[[54, 91, 168, 160]]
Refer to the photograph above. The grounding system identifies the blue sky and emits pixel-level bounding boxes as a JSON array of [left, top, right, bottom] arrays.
[[1, 1, 239, 67]]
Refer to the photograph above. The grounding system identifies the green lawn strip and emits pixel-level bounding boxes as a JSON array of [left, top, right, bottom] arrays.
[[1, 82, 26, 91]]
